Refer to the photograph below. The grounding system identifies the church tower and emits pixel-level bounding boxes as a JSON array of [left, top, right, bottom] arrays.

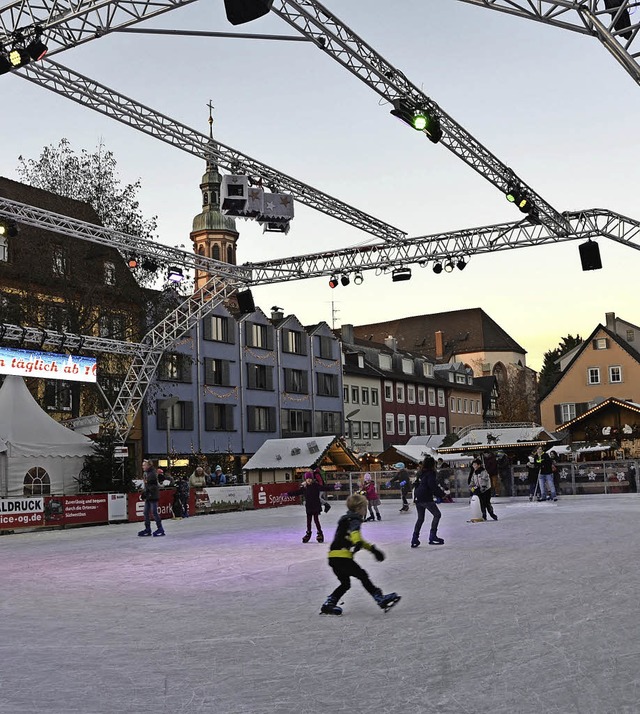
[[190, 103, 239, 291]]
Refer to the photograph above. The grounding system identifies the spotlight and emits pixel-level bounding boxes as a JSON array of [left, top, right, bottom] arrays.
[[9, 47, 29, 68], [456, 257, 467, 271], [0, 219, 18, 237], [328, 274, 339, 289], [506, 186, 532, 214], [224, 0, 273, 25], [444, 259, 455, 273], [167, 266, 184, 283], [433, 262, 443, 275], [391, 267, 412, 282], [353, 272, 364, 286], [127, 256, 138, 269], [26, 38, 48, 61], [390, 99, 442, 143], [340, 274, 350, 287], [412, 110, 428, 131]]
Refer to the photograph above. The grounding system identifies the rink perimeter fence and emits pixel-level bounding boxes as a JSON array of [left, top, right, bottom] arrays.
[[0, 461, 638, 533]]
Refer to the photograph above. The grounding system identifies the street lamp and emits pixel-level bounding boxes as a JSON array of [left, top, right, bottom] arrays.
[[159, 396, 180, 467], [345, 408, 361, 451]]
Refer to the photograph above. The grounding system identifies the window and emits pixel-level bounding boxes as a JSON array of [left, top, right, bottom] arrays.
[[157, 400, 194, 430], [409, 415, 417, 435], [248, 406, 276, 432], [385, 414, 395, 435], [316, 373, 338, 397], [407, 385, 416, 404], [587, 367, 600, 385], [384, 382, 393, 401], [470, 400, 475, 415], [203, 315, 234, 343], [401, 358, 413, 374], [422, 363, 433, 378], [281, 409, 311, 436], [362, 422, 371, 439], [437, 389, 445, 407], [318, 336, 334, 359], [371, 422, 381, 440], [284, 368, 308, 393], [361, 387, 369, 405], [476, 400, 481, 414], [247, 363, 274, 390], [44, 380, 72, 411], [417, 386, 426, 405], [104, 261, 116, 286], [247, 322, 272, 349], [626, 330, 634, 342], [351, 386, 359, 404], [343, 386, 349, 402], [379, 354, 392, 370], [438, 417, 447, 435], [457, 398, 462, 412], [428, 388, 436, 406], [419, 416, 427, 435], [0, 236, 7, 262], [560, 403, 576, 422], [397, 415, 406, 435], [98, 313, 126, 340], [593, 338, 609, 350], [371, 389, 379, 406], [52, 246, 69, 277], [44, 304, 69, 332], [24, 466, 50, 496], [282, 329, 306, 355], [396, 384, 405, 403], [450, 397, 456, 413], [159, 353, 192, 383], [316, 411, 341, 434], [351, 421, 361, 439], [204, 358, 231, 386], [609, 366, 622, 383], [429, 416, 437, 434], [463, 399, 468, 413], [204, 403, 234, 431]]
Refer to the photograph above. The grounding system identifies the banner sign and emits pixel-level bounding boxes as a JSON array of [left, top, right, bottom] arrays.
[[199, 486, 253, 513], [127, 489, 177, 522], [0, 497, 44, 529], [252, 483, 301, 509], [0, 346, 97, 383]]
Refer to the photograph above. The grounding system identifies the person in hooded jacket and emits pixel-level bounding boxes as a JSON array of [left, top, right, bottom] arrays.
[[287, 471, 332, 543], [388, 462, 413, 512], [469, 458, 498, 521], [411, 456, 446, 548]]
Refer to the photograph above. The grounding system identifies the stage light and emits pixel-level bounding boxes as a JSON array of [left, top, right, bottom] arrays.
[[0, 53, 11, 75], [412, 110, 427, 131], [456, 257, 467, 271], [353, 271, 364, 285], [9, 47, 29, 68], [26, 37, 48, 61], [224, 0, 273, 25], [433, 262, 443, 274], [391, 267, 412, 282], [444, 259, 455, 273], [506, 186, 532, 214], [167, 266, 184, 283], [0, 219, 18, 237], [328, 274, 339, 289], [340, 274, 350, 286], [127, 256, 138, 269], [390, 99, 442, 143]]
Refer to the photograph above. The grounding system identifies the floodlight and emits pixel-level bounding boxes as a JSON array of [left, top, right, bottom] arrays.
[[0, 219, 18, 237], [391, 267, 412, 282], [353, 271, 364, 285], [9, 47, 29, 67], [506, 186, 532, 214], [127, 256, 138, 269], [444, 259, 455, 273], [340, 274, 350, 286], [456, 257, 467, 271], [412, 110, 428, 131], [167, 266, 184, 283], [432, 262, 443, 275], [26, 38, 48, 61], [328, 275, 339, 289]]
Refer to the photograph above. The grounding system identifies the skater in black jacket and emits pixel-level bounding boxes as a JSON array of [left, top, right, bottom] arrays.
[[320, 494, 400, 616], [388, 462, 413, 512], [411, 456, 446, 548], [287, 471, 332, 543]]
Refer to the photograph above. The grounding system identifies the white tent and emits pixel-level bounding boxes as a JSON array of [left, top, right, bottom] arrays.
[[0, 376, 95, 497]]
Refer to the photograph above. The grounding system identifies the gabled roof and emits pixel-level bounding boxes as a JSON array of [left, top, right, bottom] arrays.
[[353, 308, 526, 358], [556, 397, 640, 431], [439, 425, 556, 453], [541, 324, 640, 401], [243, 436, 359, 471]]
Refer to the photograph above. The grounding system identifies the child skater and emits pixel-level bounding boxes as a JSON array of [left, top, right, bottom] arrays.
[[287, 471, 331, 543], [320, 494, 400, 616], [361, 473, 381, 521], [469, 458, 498, 521], [313, 465, 331, 513]]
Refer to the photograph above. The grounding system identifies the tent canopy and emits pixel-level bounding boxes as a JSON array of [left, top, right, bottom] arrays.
[[0, 376, 94, 458]]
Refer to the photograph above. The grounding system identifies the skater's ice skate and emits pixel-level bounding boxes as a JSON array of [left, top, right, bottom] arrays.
[[375, 592, 401, 612], [320, 598, 343, 616]]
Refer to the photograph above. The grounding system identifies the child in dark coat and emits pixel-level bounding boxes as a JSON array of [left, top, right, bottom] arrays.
[[287, 472, 332, 543], [320, 494, 400, 615]]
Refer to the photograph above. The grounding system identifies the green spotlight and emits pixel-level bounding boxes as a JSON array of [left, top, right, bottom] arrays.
[[412, 110, 428, 131]]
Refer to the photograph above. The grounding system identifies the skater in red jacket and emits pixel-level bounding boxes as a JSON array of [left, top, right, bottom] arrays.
[[361, 473, 381, 521], [287, 471, 332, 543]]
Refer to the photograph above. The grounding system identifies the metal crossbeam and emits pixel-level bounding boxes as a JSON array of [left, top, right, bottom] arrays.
[[455, 1, 640, 86], [17, 59, 406, 244], [272, 0, 571, 236]]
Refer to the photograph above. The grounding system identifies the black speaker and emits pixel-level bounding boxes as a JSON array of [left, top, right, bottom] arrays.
[[224, 0, 273, 25], [579, 241, 602, 271], [237, 289, 255, 315]]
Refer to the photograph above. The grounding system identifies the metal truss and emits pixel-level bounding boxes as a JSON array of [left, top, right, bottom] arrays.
[[0, 195, 253, 284], [455, 1, 640, 87], [17, 59, 406, 244], [270, 0, 571, 236], [244, 208, 640, 282]]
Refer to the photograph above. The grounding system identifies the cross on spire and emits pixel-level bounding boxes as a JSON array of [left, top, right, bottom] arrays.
[[207, 100, 214, 139]]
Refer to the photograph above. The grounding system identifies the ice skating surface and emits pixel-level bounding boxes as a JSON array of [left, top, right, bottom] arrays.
[[2, 496, 640, 714]]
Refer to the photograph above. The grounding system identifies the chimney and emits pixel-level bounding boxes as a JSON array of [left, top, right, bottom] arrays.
[[435, 330, 444, 360], [384, 335, 397, 352], [270, 306, 284, 321], [341, 324, 354, 345], [605, 312, 615, 330]]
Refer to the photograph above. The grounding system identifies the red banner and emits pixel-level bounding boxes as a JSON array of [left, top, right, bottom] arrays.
[[127, 489, 183, 521], [0, 497, 45, 529], [252, 482, 301, 509], [59, 494, 109, 526]]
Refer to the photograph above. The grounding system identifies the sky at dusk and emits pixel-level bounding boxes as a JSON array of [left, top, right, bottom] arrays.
[[2, 0, 639, 371]]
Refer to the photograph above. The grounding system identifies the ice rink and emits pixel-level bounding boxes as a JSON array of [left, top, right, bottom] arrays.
[[2, 494, 640, 714]]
